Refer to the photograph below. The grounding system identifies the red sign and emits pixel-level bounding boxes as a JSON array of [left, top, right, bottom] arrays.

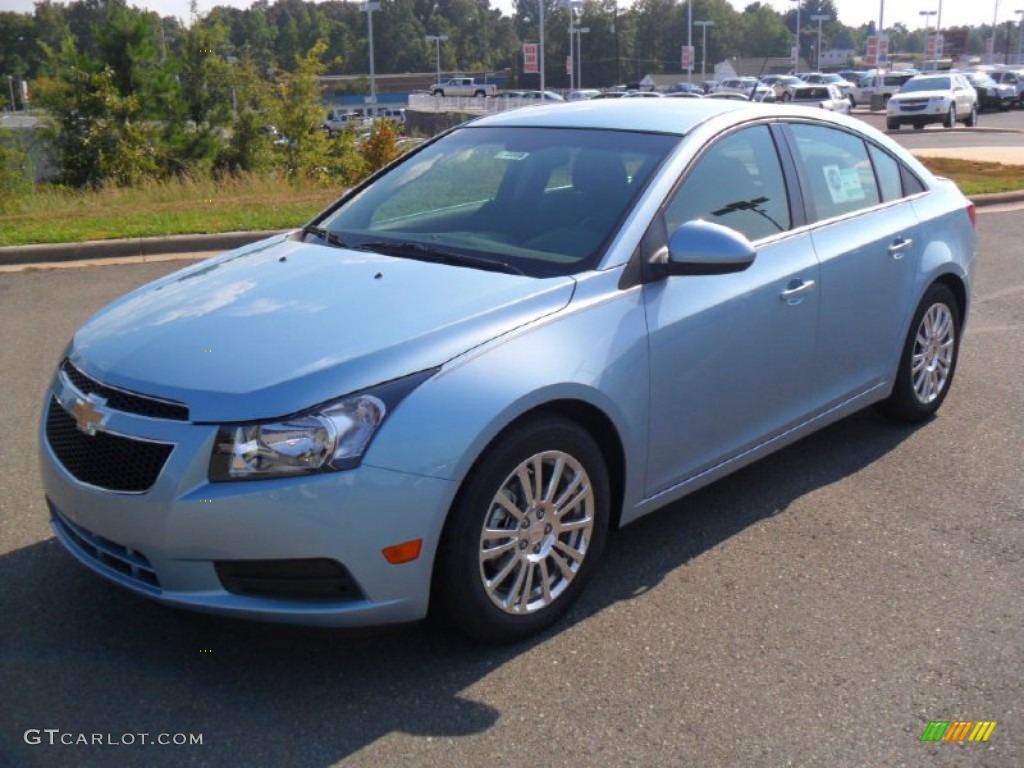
[[523, 43, 539, 74], [680, 45, 694, 69]]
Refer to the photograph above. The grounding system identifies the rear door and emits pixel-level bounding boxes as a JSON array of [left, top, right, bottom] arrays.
[[783, 122, 919, 412]]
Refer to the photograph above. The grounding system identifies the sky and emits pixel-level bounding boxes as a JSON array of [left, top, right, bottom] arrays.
[[3, 0, 1018, 32]]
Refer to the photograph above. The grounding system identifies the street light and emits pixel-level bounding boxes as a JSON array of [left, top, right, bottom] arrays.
[[574, 26, 589, 87], [790, 0, 802, 71], [362, 2, 380, 111], [810, 15, 829, 71], [991, 0, 1001, 65], [1016, 9, 1024, 65], [560, 0, 583, 91], [686, 0, 693, 82], [694, 20, 715, 81], [425, 34, 448, 85]]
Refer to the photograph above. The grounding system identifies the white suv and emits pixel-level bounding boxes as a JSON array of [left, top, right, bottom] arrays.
[[886, 73, 978, 130]]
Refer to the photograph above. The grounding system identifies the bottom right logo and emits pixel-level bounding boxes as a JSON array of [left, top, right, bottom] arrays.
[[921, 721, 997, 742]]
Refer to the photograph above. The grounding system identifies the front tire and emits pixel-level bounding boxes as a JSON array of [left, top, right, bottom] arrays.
[[886, 118, 900, 131], [434, 416, 609, 643], [877, 283, 962, 423], [943, 104, 957, 128]]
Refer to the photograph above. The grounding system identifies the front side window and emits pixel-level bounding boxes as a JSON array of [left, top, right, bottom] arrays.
[[319, 126, 678, 277], [789, 123, 881, 222], [663, 125, 791, 241]]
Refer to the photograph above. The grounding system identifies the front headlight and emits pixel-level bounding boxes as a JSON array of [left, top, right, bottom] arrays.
[[209, 369, 436, 481]]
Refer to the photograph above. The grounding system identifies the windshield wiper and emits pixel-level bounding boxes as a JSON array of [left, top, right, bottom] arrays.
[[303, 225, 350, 249], [354, 240, 525, 275]]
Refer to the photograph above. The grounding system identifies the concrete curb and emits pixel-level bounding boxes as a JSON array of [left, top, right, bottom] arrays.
[[1, 188, 1022, 267], [0, 230, 286, 267]]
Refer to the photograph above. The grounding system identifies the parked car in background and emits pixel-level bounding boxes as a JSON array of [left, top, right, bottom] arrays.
[[761, 74, 805, 101], [430, 78, 497, 98], [886, 73, 978, 130], [963, 71, 1015, 111], [853, 71, 917, 107], [323, 109, 362, 136], [788, 84, 851, 115], [990, 69, 1024, 107], [623, 90, 664, 98], [798, 73, 857, 106], [666, 82, 705, 96], [715, 77, 775, 101], [40, 99, 975, 643], [568, 89, 602, 101], [520, 90, 566, 101]]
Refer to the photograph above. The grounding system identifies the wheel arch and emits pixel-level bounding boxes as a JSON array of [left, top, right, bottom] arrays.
[[933, 271, 968, 322], [445, 398, 628, 534]]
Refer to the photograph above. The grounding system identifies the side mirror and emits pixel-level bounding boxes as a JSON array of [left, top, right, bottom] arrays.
[[654, 219, 756, 278]]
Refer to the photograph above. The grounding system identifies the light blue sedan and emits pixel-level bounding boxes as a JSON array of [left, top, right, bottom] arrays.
[[40, 100, 976, 642]]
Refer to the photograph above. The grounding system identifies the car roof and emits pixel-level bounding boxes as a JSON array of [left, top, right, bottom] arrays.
[[470, 98, 756, 135]]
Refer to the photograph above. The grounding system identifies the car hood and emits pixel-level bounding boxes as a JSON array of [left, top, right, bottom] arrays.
[[889, 89, 952, 101], [69, 235, 576, 421]]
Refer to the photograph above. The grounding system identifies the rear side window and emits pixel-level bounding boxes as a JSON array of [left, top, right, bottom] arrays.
[[867, 144, 903, 202], [789, 123, 880, 222], [664, 125, 791, 241]]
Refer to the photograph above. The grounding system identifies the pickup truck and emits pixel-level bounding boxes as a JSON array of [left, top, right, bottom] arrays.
[[429, 78, 497, 98], [851, 71, 916, 108]]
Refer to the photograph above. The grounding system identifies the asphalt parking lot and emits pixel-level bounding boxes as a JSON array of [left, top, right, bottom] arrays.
[[0, 208, 1021, 767]]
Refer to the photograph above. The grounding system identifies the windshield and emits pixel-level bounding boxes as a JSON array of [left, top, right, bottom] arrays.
[[901, 76, 951, 92], [317, 126, 679, 277]]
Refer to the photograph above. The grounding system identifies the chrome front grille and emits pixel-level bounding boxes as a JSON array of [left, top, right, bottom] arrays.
[[45, 397, 173, 493], [50, 504, 161, 591]]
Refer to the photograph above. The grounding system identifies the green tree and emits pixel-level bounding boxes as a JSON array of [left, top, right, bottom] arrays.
[[268, 39, 331, 182], [35, 38, 159, 186]]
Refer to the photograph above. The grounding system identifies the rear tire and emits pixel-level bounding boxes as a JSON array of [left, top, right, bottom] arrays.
[[433, 416, 610, 643], [965, 106, 978, 127], [877, 283, 962, 423]]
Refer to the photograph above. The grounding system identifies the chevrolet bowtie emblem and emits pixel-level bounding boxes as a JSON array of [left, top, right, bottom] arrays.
[[71, 395, 110, 436]]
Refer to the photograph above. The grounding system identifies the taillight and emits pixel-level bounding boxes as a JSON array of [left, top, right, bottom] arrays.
[[966, 201, 977, 229]]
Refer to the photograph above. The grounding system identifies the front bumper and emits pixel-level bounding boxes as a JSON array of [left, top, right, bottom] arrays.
[[39, 387, 457, 627]]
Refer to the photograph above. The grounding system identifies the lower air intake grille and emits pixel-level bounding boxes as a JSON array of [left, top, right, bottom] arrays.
[[51, 505, 161, 591], [46, 397, 173, 493]]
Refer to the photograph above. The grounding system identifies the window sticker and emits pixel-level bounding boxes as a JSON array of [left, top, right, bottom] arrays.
[[495, 151, 529, 161], [822, 164, 866, 204]]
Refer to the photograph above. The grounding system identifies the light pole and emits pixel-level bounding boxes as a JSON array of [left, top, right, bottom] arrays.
[[1017, 9, 1024, 65], [362, 2, 380, 111], [425, 34, 448, 85], [991, 0, 1001, 64], [920, 10, 937, 69], [694, 20, 715, 81], [811, 14, 829, 70], [574, 26, 589, 87], [687, 0, 693, 83], [539, 0, 546, 94], [560, 0, 583, 91], [790, 0, 802, 71]]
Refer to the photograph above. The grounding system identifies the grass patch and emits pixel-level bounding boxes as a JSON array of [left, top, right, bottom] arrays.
[[2, 158, 1022, 247], [916, 156, 1024, 196], [0, 175, 337, 247]]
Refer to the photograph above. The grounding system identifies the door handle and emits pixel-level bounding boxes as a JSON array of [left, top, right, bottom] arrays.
[[888, 237, 914, 258], [780, 279, 816, 303]]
